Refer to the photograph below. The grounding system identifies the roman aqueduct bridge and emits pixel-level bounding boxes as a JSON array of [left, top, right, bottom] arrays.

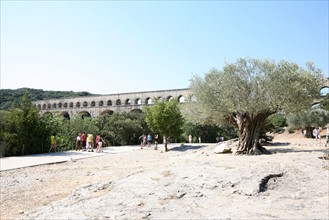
[[34, 78, 329, 119], [34, 88, 191, 118]]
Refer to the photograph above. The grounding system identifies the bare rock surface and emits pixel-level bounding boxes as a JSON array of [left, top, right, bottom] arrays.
[[1, 135, 328, 219], [214, 142, 232, 154]]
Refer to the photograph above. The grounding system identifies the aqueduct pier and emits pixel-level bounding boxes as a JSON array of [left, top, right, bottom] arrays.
[[34, 88, 191, 118]]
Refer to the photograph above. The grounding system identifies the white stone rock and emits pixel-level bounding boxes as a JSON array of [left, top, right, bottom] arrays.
[[214, 143, 232, 154]]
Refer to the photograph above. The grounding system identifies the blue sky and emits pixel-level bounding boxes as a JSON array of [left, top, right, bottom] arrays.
[[1, 0, 328, 95]]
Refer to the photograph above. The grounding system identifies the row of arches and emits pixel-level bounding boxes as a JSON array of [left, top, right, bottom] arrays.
[[37, 95, 187, 110], [43, 108, 143, 119]]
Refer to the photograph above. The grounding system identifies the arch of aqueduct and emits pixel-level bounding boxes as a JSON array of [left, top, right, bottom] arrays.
[[34, 78, 329, 119], [34, 88, 191, 118], [321, 78, 329, 90]]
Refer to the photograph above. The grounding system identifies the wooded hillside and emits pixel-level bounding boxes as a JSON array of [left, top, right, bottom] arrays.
[[0, 88, 96, 110]]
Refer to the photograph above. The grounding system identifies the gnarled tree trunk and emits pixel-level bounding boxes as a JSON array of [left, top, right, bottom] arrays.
[[229, 112, 272, 155], [304, 127, 314, 138]]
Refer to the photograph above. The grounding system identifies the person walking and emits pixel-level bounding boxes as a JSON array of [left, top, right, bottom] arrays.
[[188, 134, 192, 144], [96, 136, 105, 153], [139, 134, 145, 149], [81, 132, 86, 151], [49, 133, 57, 152], [313, 127, 321, 143], [143, 134, 147, 147], [75, 133, 82, 151], [87, 133, 94, 152], [154, 134, 159, 150], [147, 133, 152, 147], [96, 133, 101, 149]]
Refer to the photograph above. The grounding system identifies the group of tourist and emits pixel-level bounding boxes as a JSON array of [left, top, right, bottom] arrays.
[[48, 132, 106, 153], [139, 133, 159, 150], [75, 132, 106, 153], [49, 126, 329, 153]]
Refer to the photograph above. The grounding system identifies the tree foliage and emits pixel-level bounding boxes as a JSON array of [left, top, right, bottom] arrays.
[[286, 109, 329, 138], [57, 116, 99, 151], [144, 99, 184, 151], [263, 113, 287, 134], [182, 122, 237, 143], [97, 112, 145, 146], [184, 58, 325, 155], [0, 93, 51, 156]]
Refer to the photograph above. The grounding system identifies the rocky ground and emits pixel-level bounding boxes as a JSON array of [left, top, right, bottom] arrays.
[[1, 134, 328, 220]]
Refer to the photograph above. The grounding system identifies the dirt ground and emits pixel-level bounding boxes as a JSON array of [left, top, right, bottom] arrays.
[[1, 133, 328, 219]]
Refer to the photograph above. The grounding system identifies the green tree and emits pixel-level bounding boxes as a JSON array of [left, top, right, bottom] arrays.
[[182, 122, 237, 143], [0, 110, 20, 156], [60, 116, 98, 150], [185, 58, 325, 155], [286, 109, 329, 138], [0, 92, 50, 156], [268, 114, 287, 131], [16, 93, 49, 154], [144, 99, 184, 152], [260, 113, 287, 136], [96, 113, 144, 146]]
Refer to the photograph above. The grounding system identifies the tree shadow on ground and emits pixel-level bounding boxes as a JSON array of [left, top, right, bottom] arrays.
[[169, 144, 208, 152], [270, 148, 328, 154], [28, 151, 92, 158], [32, 150, 111, 157], [263, 142, 291, 147], [264, 142, 329, 154]]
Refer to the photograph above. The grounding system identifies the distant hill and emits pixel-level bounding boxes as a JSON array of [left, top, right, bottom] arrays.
[[0, 88, 97, 110]]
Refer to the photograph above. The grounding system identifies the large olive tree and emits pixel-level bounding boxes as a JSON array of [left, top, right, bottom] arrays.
[[185, 58, 325, 155]]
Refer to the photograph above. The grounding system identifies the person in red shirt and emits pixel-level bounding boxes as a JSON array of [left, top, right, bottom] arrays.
[[96, 133, 101, 148], [81, 132, 86, 151]]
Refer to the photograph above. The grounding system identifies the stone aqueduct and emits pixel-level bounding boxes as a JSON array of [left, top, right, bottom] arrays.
[[34, 79, 329, 119], [34, 88, 191, 118], [321, 78, 329, 90]]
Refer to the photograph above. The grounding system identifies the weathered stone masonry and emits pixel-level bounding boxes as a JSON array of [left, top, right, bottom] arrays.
[[33, 78, 329, 118], [34, 88, 191, 118]]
